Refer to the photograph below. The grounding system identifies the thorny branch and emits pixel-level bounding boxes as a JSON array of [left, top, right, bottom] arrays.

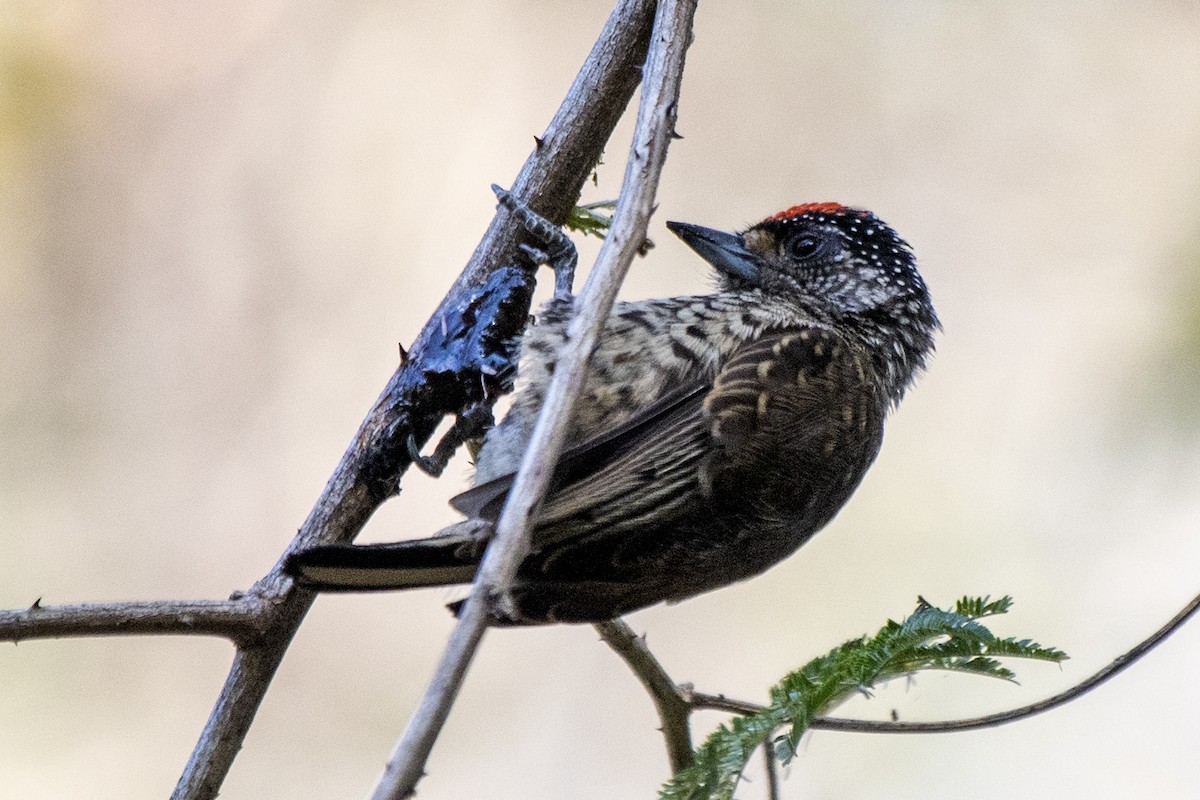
[[0, 2, 658, 799], [2, 1, 1196, 797], [176, 2, 663, 797], [369, 2, 698, 799], [0, 598, 268, 646]]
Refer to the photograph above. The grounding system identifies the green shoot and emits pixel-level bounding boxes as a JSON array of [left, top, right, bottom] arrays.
[[660, 596, 1067, 800]]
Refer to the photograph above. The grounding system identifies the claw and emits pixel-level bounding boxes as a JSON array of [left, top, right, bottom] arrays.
[[517, 243, 550, 266], [407, 405, 497, 479], [407, 432, 448, 477]]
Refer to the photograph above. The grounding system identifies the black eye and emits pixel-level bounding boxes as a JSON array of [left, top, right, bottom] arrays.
[[787, 234, 823, 260]]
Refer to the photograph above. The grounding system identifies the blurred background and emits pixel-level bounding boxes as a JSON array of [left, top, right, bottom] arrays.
[[3, 2, 1200, 797]]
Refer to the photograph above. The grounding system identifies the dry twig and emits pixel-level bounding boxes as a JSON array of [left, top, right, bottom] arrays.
[[0, 2, 660, 798], [370, 2, 698, 797]]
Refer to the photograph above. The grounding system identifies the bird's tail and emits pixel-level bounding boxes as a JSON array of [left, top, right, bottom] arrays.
[[283, 526, 483, 591]]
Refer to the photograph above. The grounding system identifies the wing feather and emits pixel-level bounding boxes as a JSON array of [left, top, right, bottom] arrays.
[[449, 328, 846, 554]]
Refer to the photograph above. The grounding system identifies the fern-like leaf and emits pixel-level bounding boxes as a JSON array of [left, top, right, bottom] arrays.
[[659, 595, 1067, 800]]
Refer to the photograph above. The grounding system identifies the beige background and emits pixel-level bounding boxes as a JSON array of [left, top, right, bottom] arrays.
[[3, 2, 1200, 798]]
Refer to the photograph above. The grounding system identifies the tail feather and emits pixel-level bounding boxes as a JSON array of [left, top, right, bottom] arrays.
[[284, 535, 480, 592]]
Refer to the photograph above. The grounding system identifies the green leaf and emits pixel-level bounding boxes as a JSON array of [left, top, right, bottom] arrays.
[[660, 595, 1067, 800], [954, 595, 1013, 618], [565, 199, 618, 239]]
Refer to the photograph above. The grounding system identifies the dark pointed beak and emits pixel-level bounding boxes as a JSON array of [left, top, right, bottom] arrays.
[[666, 221, 762, 287]]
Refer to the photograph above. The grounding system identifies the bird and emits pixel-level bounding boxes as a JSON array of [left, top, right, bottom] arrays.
[[285, 199, 940, 624]]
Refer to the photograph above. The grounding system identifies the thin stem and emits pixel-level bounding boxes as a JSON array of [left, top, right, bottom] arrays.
[[762, 741, 780, 800], [368, 2, 698, 798], [686, 691, 763, 717], [595, 619, 693, 773], [0, 598, 268, 646], [689, 590, 1200, 735], [366, 587, 491, 800]]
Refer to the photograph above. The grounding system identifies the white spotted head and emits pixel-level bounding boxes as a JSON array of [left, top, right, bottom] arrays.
[[668, 203, 940, 399]]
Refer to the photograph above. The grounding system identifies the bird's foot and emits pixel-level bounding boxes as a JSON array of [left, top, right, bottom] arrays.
[[491, 183, 577, 302], [407, 403, 495, 477]]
